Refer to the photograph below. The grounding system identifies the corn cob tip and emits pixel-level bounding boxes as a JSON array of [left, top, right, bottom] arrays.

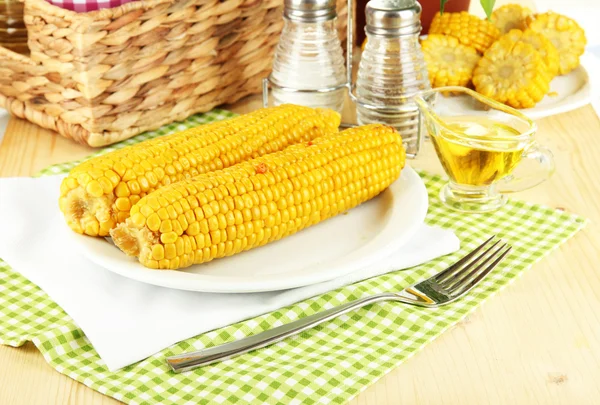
[[111, 221, 156, 263], [59, 182, 115, 236]]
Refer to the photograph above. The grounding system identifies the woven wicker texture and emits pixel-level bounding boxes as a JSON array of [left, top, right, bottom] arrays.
[[0, 0, 348, 146]]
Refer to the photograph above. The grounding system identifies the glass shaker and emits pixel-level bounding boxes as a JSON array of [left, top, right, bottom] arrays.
[[269, 0, 347, 113], [355, 0, 431, 157], [0, 0, 28, 55]]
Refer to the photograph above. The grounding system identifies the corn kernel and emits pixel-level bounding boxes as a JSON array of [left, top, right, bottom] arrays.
[[166, 205, 178, 219], [128, 180, 141, 195], [152, 244, 165, 260], [178, 214, 188, 230], [86, 181, 103, 198], [146, 213, 161, 232], [208, 216, 219, 231], [160, 220, 173, 233], [186, 221, 200, 236], [117, 212, 129, 223], [164, 243, 177, 259], [175, 238, 184, 256], [130, 213, 146, 228], [114, 182, 130, 198], [84, 221, 99, 236], [140, 204, 153, 218], [115, 197, 131, 212], [161, 232, 178, 244], [173, 219, 183, 235]]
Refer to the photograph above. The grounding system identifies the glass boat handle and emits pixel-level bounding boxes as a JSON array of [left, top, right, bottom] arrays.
[[497, 144, 555, 193]]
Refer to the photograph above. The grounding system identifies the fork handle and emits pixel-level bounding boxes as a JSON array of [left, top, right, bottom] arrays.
[[167, 292, 399, 373]]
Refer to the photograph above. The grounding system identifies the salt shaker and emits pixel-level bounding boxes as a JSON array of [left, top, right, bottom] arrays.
[[269, 0, 347, 113], [355, 0, 431, 157]]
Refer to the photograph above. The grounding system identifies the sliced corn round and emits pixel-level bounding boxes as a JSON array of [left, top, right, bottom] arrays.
[[491, 4, 532, 34], [473, 40, 550, 109], [500, 28, 560, 79], [526, 11, 587, 75], [421, 34, 481, 88], [429, 12, 500, 53]]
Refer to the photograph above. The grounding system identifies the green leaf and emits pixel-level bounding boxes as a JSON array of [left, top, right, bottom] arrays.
[[439, 0, 449, 14], [480, 0, 496, 19]]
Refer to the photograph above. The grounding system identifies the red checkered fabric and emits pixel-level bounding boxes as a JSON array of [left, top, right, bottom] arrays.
[[46, 0, 133, 12]]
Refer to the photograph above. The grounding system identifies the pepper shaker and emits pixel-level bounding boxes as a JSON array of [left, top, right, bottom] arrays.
[[354, 0, 431, 158]]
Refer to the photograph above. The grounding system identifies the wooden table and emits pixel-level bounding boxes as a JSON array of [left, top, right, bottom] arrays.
[[1, 93, 599, 404]]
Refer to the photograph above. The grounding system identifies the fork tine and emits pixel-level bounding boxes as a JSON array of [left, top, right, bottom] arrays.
[[442, 240, 505, 290], [434, 235, 496, 283], [449, 245, 512, 298]]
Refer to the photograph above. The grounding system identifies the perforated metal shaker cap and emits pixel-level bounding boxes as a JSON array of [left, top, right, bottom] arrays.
[[284, 0, 337, 22], [366, 0, 422, 36]]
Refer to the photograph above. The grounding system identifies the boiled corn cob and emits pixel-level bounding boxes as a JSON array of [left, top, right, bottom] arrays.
[[111, 125, 406, 270], [501, 28, 560, 79], [421, 34, 481, 88], [429, 12, 500, 53], [525, 12, 587, 75], [491, 4, 532, 34], [60, 105, 341, 237], [472, 39, 550, 109]]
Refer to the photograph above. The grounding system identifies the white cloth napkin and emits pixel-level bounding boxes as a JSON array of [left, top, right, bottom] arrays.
[[0, 176, 459, 371]]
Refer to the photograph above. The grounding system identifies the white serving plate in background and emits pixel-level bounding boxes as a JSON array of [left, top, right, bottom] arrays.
[[433, 52, 596, 119]]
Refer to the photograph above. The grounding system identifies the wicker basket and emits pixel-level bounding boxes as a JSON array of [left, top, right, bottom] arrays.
[[0, 0, 348, 146]]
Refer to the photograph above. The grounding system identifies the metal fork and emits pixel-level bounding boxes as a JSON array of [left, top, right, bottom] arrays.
[[167, 236, 512, 373]]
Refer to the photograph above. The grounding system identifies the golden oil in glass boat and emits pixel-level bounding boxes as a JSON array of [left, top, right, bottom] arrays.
[[430, 116, 525, 186]]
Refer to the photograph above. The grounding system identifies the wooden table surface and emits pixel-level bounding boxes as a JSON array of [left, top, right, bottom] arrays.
[[1, 91, 600, 404]]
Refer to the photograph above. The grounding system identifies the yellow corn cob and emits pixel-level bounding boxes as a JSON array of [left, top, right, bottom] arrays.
[[491, 4, 532, 34], [501, 28, 560, 79], [111, 125, 406, 270], [525, 12, 587, 75], [421, 34, 481, 88], [429, 12, 500, 53], [472, 39, 550, 109], [60, 105, 341, 237]]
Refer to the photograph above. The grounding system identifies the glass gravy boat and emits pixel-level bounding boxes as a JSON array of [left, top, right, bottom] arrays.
[[415, 87, 555, 213]]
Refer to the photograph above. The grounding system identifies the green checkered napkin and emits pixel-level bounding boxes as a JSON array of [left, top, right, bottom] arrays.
[[0, 110, 586, 405]]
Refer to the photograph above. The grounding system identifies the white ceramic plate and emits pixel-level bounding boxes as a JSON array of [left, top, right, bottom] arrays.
[[433, 53, 596, 119], [71, 165, 428, 293]]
